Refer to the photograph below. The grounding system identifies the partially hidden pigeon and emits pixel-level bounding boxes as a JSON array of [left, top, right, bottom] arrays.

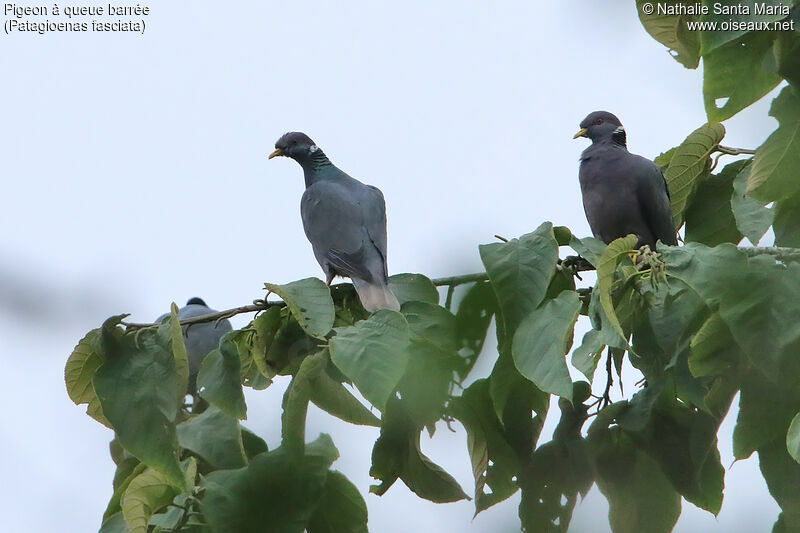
[[574, 111, 677, 249], [156, 297, 232, 395], [269, 132, 400, 312]]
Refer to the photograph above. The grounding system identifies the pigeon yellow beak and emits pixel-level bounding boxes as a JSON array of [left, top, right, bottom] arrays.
[[573, 128, 588, 139], [268, 148, 283, 159]]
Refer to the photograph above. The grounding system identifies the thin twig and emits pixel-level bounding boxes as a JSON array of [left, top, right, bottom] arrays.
[[715, 145, 756, 156]]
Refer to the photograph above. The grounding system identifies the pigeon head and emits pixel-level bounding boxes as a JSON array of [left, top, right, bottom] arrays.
[[574, 111, 625, 145], [186, 297, 208, 306], [269, 132, 321, 163]]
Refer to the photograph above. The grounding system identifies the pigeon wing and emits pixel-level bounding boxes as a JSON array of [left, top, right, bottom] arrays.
[[301, 181, 373, 281]]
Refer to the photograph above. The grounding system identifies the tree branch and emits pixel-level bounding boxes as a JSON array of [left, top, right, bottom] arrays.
[[121, 248, 798, 330], [715, 145, 756, 156]]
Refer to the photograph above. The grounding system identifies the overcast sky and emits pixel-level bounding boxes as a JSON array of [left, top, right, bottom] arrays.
[[0, 1, 783, 532]]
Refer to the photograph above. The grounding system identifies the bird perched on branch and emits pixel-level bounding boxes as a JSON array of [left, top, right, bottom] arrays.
[[269, 132, 400, 312], [157, 297, 232, 395], [574, 111, 677, 249]]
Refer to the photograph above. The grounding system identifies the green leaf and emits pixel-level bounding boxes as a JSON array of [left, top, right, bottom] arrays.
[[636, 0, 700, 68], [595, 235, 638, 343], [265, 278, 336, 339], [177, 405, 247, 469], [99, 513, 127, 533], [93, 319, 185, 489], [519, 393, 592, 532], [661, 244, 800, 377], [307, 471, 369, 533], [684, 162, 743, 245], [748, 87, 800, 202], [370, 398, 468, 503], [774, 191, 800, 247], [760, 437, 800, 530], [241, 426, 269, 458], [664, 122, 726, 228], [734, 374, 800, 460], [590, 428, 681, 533], [689, 312, 739, 377], [568, 235, 606, 267], [731, 160, 774, 244], [703, 31, 782, 122], [197, 337, 247, 420], [787, 411, 800, 465], [329, 310, 411, 410], [699, 0, 786, 54], [401, 301, 457, 352], [203, 434, 339, 533], [121, 467, 180, 533], [450, 379, 522, 514], [166, 303, 190, 401], [512, 291, 580, 399], [309, 368, 381, 427], [104, 460, 146, 521], [479, 222, 559, 338], [65, 328, 111, 428], [388, 273, 439, 305], [251, 305, 283, 379], [453, 280, 496, 380]]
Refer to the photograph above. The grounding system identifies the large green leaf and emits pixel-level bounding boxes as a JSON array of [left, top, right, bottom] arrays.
[[166, 303, 190, 401], [202, 434, 339, 533], [398, 339, 458, 430], [661, 244, 800, 377], [731, 160, 774, 244], [197, 337, 247, 420], [329, 310, 411, 410], [307, 471, 369, 533], [519, 390, 593, 532], [760, 437, 800, 530], [664, 122, 726, 228], [104, 460, 146, 522], [748, 87, 800, 202], [177, 405, 247, 469], [479, 222, 559, 338], [699, 0, 786, 54], [734, 373, 800, 460], [512, 291, 580, 399], [65, 328, 110, 428], [636, 0, 700, 68], [453, 280, 496, 380], [703, 31, 782, 122], [309, 370, 381, 427], [684, 161, 743, 245], [388, 273, 439, 305], [595, 235, 638, 343], [121, 462, 192, 533], [774, 191, 800, 247], [590, 428, 681, 533], [450, 379, 522, 514], [93, 318, 185, 489], [369, 398, 468, 503], [265, 278, 335, 339]]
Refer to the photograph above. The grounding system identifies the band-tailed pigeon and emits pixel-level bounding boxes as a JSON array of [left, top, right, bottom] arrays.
[[157, 297, 232, 395], [269, 132, 400, 312], [574, 111, 677, 249]]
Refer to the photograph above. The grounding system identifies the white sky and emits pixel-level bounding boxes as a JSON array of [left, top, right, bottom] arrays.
[[0, 1, 783, 532]]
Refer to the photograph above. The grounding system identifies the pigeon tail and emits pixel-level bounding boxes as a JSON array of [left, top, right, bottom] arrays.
[[352, 278, 400, 312]]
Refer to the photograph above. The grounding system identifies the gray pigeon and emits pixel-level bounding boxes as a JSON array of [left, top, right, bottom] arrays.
[[269, 132, 400, 312], [156, 297, 232, 395], [574, 111, 677, 249]]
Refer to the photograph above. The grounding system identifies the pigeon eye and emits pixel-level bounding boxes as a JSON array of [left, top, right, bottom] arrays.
[[594, 119, 604, 126]]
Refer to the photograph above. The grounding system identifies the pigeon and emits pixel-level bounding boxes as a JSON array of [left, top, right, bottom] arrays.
[[574, 111, 677, 249], [269, 132, 400, 312], [156, 297, 232, 395]]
